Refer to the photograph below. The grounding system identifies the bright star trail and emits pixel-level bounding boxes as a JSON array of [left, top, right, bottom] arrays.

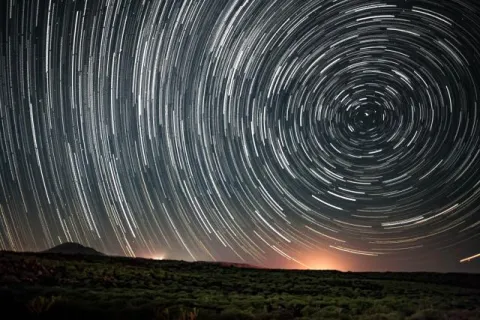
[[1, 0, 480, 272], [460, 253, 480, 263]]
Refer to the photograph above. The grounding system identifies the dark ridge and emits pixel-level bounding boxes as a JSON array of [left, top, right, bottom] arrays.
[[42, 242, 105, 256], [211, 261, 264, 269]]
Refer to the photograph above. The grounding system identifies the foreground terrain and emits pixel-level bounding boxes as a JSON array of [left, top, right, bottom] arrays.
[[0, 251, 479, 319]]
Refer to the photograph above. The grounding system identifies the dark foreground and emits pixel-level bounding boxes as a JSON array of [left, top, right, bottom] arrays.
[[1, 251, 479, 320]]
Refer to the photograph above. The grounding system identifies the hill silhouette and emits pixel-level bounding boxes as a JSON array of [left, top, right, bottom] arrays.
[[215, 261, 264, 269], [43, 242, 105, 256]]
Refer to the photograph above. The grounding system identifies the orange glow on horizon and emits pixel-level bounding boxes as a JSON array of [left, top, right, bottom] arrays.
[[151, 254, 165, 260], [287, 253, 350, 271]]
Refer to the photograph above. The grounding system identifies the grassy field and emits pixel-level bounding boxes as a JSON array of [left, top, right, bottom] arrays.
[[1, 251, 479, 319]]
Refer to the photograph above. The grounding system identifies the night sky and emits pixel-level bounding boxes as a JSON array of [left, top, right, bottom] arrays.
[[1, 0, 480, 273]]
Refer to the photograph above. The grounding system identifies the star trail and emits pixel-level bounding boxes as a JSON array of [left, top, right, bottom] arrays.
[[1, 0, 480, 272]]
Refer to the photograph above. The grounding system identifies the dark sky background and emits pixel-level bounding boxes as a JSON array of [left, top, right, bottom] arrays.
[[1, 0, 480, 273]]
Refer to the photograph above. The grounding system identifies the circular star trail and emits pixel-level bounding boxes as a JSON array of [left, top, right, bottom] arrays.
[[1, 0, 480, 270]]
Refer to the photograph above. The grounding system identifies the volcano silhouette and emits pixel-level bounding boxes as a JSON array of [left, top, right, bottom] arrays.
[[43, 242, 105, 256]]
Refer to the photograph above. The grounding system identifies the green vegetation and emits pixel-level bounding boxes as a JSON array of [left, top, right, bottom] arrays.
[[0, 251, 479, 319]]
